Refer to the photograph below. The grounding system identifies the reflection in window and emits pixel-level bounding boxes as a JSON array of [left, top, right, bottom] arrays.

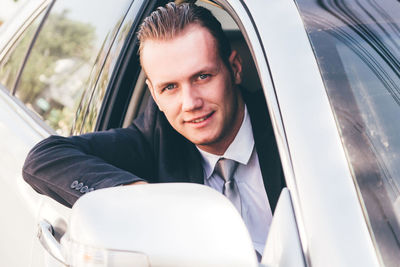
[[0, 13, 42, 92], [296, 0, 400, 265], [14, 0, 133, 135], [15, 11, 95, 135], [81, 19, 134, 134]]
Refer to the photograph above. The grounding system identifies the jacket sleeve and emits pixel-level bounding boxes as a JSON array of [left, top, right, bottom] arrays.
[[22, 123, 155, 208]]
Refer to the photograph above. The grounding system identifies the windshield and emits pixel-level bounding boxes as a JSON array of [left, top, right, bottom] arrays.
[[295, 0, 400, 265]]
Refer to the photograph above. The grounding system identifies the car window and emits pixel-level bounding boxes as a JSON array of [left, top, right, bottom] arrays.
[[13, 0, 134, 136], [80, 0, 148, 133], [296, 0, 400, 265], [0, 9, 45, 92]]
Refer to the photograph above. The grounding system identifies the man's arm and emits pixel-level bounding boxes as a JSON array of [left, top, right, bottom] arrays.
[[22, 124, 155, 207]]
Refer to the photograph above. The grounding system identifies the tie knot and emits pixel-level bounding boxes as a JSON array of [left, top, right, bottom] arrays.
[[214, 158, 238, 182]]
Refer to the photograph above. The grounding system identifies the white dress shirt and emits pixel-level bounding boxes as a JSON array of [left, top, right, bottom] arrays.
[[197, 106, 272, 255]]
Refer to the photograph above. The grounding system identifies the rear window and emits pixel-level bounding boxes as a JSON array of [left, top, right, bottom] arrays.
[[13, 0, 133, 135]]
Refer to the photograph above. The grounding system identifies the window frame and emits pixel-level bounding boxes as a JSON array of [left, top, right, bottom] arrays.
[[210, 0, 306, 261], [213, 0, 294, 198], [0, 0, 53, 93], [11, 0, 55, 95], [91, 0, 171, 132]]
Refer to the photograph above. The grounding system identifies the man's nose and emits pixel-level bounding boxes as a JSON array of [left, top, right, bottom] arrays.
[[181, 85, 203, 112]]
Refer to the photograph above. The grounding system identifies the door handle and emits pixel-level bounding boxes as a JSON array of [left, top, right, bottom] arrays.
[[37, 220, 67, 265]]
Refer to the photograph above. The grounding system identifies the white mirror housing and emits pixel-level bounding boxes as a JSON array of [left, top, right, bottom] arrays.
[[61, 183, 258, 267]]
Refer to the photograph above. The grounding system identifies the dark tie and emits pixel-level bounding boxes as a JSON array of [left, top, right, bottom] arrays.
[[214, 158, 241, 214]]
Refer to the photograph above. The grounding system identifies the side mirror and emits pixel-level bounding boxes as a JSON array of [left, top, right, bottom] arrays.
[[40, 183, 258, 267], [262, 188, 306, 267]]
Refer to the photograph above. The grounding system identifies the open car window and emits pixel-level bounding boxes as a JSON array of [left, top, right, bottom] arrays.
[[123, 0, 262, 127]]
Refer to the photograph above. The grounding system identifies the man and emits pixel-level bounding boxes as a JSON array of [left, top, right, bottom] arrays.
[[23, 2, 284, 256]]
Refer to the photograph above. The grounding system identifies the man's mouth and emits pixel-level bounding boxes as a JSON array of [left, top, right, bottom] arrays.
[[187, 111, 214, 123]]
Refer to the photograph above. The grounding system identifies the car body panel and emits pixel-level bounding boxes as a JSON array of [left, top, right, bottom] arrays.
[[0, 85, 48, 266], [262, 188, 305, 267], [243, 0, 379, 266]]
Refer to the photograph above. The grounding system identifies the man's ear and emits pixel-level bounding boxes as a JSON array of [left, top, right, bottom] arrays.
[[146, 78, 163, 112], [229, 50, 243, 85]]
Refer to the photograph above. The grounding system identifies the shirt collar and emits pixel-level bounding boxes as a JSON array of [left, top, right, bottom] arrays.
[[197, 105, 255, 179]]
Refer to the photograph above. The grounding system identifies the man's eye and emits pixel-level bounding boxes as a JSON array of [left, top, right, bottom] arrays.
[[198, 74, 210, 80], [163, 84, 176, 91]]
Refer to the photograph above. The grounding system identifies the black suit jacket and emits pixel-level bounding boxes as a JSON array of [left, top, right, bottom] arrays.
[[23, 90, 285, 210]]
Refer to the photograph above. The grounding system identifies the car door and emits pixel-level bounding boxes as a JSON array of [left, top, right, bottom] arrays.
[[0, 2, 53, 266], [30, 0, 157, 265], [233, 0, 379, 266], [0, 0, 154, 266]]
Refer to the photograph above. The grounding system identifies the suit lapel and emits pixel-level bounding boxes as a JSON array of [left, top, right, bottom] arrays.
[[183, 140, 205, 185], [167, 140, 204, 184], [153, 107, 204, 184]]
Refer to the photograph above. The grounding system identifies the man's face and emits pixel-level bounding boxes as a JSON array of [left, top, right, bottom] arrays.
[[141, 24, 244, 155]]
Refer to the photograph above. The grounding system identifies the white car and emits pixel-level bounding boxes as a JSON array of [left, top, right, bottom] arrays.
[[1, 0, 399, 266]]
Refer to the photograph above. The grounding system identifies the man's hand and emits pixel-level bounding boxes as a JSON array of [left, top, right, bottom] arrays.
[[126, 181, 148, 185]]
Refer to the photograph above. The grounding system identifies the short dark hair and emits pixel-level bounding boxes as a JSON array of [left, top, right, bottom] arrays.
[[137, 2, 232, 67]]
